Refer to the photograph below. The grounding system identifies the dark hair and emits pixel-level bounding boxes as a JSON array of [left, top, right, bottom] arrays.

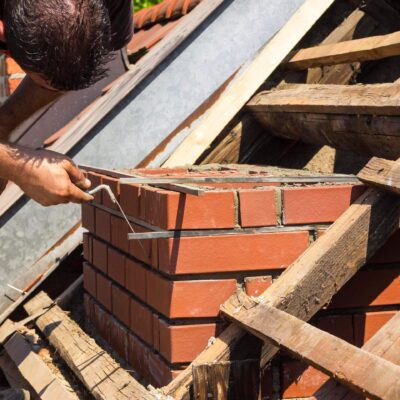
[[4, 0, 112, 91]]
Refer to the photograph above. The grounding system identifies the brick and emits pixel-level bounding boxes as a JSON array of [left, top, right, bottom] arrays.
[[315, 315, 354, 344], [245, 276, 273, 297], [371, 230, 400, 263], [95, 208, 111, 242], [112, 285, 130, 327], [81, 203, 95, 232], [102, 176, 120, 210], [283, 185, 366, 225], [110, 317, 129, 359], [129, 224, 157, 267], [146, 271, 237, 318], [125, 258, 147, 301], [83, 263, 96, 297], [329, 268, 400, 309], [146, 348, 179, 388], [158, 232, 309, 274], [239, 189, 277, 227], [92, 237, 107, 273], [107, 247, 126, 286], [130, 298, 153, 345], [8, 78, 22, 94], [354, 311, 397, 346], [92, 301, 110, 341], [120, 184, 141, 218], [128, 333, 150, 379], [82, 233, 93, 264], [158, 320, 220, 363], [153, 189, 236, 230], [87, 173, 103, 203], [96, 274, 112, 311], [111, 215, 129, 254], [6, 57, 24, 74], [83, 293, 94, 322], [281, 362, 329, 398]]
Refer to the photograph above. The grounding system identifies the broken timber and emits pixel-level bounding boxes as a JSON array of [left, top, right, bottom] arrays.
[[163, 0, 337, 167], [24, 292, 155, 400], [247, 83, 400, 160], [221, 299, 400, 400], [314, 312, 400, 399], [162, 188, 400, 400], [287, 30, 400, 70]]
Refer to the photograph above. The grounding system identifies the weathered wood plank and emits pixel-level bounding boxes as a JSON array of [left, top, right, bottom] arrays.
[[314, 312, 400, 399], [222, 302, 400, 400], [163, 187, 400, 399], [357, 157, 400, 195], [192, 360, 260, 400], [287, 31, 400, 70], [248, 84, 400, 160], [163, 0, 337, 167], [5, 332, 77, 400], [24, 292, 154, 400]]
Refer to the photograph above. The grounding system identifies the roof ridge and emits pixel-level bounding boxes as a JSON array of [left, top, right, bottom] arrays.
[[134, 0, 202, 30]]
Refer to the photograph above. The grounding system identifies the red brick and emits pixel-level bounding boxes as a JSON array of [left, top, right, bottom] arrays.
[[92, 301, 110, 341], [329, 268, 400, 309], [112, 285, 130, 326], [82, 233, 93, 263], [128, 333, 149, 379], [82, 203, 95, 232], [87, 173, 103, 203], [83, 293, 94, 322], [239, 189, 277, 227], [354, 311, 397, 346], [107, 247, 126, 286], [146, 349, 179, 388], [111, 216, 129, 254], [102, 176, 120, 210], [129, 224, 157, 267], [152, 189, 236, 230], [158, 320, 220, 363], [130, 298, 153, 345], [120, 184, 141, 218], [245, 276, 273, 297], [146, 271, 237, 318], [110, 317, 129, 359], [158, 232, 309, 274], [283, 185, 366, 225], [153, 314, 160, 352], [315, 315, 354, 344], [83, 262, 96, 297], [281, 362, 329, 398], [371, 230, 400, 263], [125, 258, 147, 301], [6, 57, 24, 74], [92, 237, 107, 273], [96, 274, 112, 311], [95, 208, 111, 242]]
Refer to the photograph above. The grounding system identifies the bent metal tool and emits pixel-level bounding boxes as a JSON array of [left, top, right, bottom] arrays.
[[87, 185, 147, 254]]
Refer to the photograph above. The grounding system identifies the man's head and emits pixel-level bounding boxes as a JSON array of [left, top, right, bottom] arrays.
[[3, 0, 112, 91]]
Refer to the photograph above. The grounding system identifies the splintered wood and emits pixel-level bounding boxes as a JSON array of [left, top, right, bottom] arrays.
[[24, 292, 154, 400]]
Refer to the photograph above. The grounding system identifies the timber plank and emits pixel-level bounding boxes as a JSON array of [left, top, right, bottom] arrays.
[[24, 292, 155, 400], [357, 157, 400, 195], [5, 332, 77, 400], [163, 0, 337, 167], [221, 302, 400, 400], [314, 312, 400, 399], [163, 188, 400, 400], [287, 31, 400, 70]]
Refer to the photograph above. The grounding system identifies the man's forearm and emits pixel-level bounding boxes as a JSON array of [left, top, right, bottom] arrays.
[[0, 76, 63, 142]]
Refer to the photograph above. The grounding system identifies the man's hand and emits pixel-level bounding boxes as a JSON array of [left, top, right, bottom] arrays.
[[10, 147, 94, 206]]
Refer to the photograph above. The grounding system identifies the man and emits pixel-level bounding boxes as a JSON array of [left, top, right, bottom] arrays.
[[0, 0, 133, 207], [0, 1, 132, 398]]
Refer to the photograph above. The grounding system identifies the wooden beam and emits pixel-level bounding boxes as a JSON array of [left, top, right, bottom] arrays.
[[5, 332, 77, 400], [162, 187, 400, 400], [192, 360, 260, 400], [163, 0, 337, 167], [248, 84, 400, 160], [314, 312, 400, 399], [287, 31, 400, 70], [357, 157, 400, 195], [221, 301, 400, 400], [24, 292, 154, 400]]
